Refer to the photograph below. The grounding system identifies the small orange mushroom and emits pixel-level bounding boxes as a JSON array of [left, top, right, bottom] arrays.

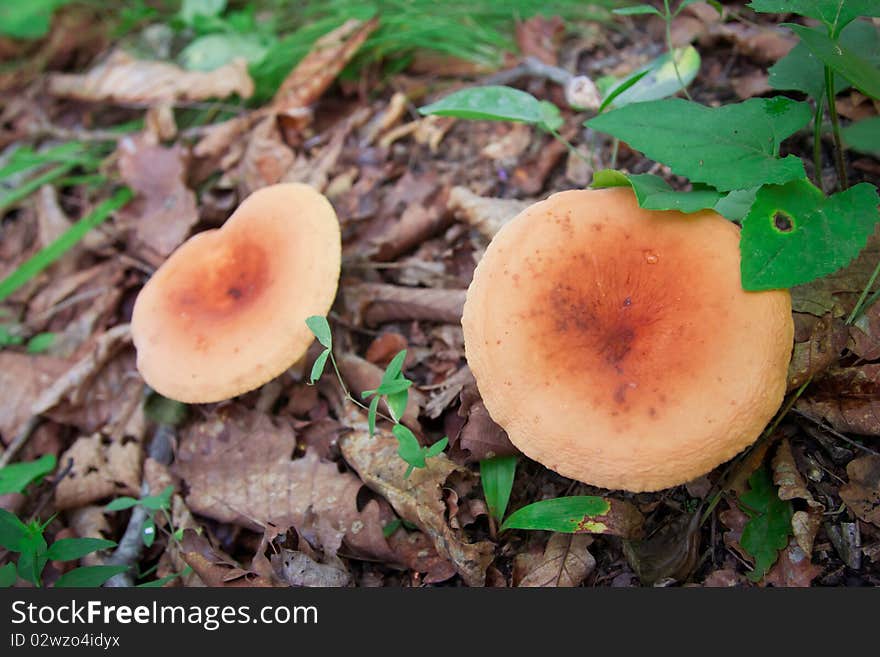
[[462, 187, 793, 492], [131, 183, 341, 403]]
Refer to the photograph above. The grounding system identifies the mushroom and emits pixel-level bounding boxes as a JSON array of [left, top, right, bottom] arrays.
[[462, 187, 793, 492], [131, 183, 341, 403]]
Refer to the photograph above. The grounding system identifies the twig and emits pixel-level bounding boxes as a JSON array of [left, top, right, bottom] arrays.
[[103, 423, 175, 588], [0, 417, 41, 468]]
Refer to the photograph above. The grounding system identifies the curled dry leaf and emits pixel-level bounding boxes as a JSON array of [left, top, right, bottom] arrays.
[[179, 530, 274, 587], [117, 134, 198, 265], [54, 432, 142, 509], [47, 50, 254, 104], [455, 383, 517, 462], [173, 405, 397, 562], [839, 455, 880, 527], [516, 533, 595, 588], [343, 282, 466, 327], [0, 352, 68, 442], [447, 186, 532, 240], [772, 438, 824, 554], [797, 365, 880, 436], [339, 404, 495, 587]]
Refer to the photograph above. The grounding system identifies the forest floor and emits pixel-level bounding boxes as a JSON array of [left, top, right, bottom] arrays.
[[0, 1, 878, 588]]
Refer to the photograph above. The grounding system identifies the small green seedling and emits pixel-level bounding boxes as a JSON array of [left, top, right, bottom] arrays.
[[105, 485, 180, 547], [480, 455, 517, 524], [306, 316, 448, 477]]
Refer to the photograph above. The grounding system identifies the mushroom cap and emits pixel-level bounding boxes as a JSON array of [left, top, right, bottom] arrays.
[[131, 183, 341, 403], [462, 187, 793, 492]]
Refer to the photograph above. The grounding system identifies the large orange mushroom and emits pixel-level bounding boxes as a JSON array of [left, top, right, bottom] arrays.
[[131, 183, 341, 403], [462, 187, 793, 492]]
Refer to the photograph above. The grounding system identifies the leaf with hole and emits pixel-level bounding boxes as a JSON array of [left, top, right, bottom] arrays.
[[789, 23, 880, 99], [480, 455, 517, 523], [740, 178, 880, 290], [419, 85, 563, 132], [0, 454, 56, 495], [587, 97, 811, 191]]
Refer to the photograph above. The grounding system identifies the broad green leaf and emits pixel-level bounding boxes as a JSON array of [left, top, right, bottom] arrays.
[[613, 4, 662, 16], [842, 116, 880, 156], [419, 86, 564, 132], [385, 390, 409, 422], [375, 378, 412, 396], [16, 528, 48, 585], [425, 437, 448, 458], [54, 564, 130, 588], [0, 454, 56, 495], [104, 496, 140, 512], [142, 515, 156, 548], [790, 23, 880, 99], [0, 188, 133, 303], [309, 349, 330, 384], [749, 1, 880, 34], [392, 424, 424, 468], [502, 496, 644, 538], [179, 33, 270, 71], [367, 395, 380, 437], [601, 46, 701, 108], [480, 455, 517, 523], [740, 179, 880, 290], [770, 20, 879, 99], [0, 562, 16, 587], [0, 0, 70, 39], [587, 97, 811, 191], [25, 332, 54, 353], [139, 485, 173, 511], [46, 537, 116, 562], [713, 187, 760, 221], [144, 393, 188, 426], [739, 467, 793, 581], [179, 0, 226, 25], [0, 508, 28, 551], [592, 169, 722, 213], [305, 316, 332, 349]]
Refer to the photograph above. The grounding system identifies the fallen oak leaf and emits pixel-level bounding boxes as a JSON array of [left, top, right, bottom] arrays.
[[339, 403, 494, 587], [839, 455, 880, 528], [771, 438, 824, 555], [623, 511, 702, 585], [763, 538, 823, 587], [797, 364, 880, 436], [179, 530, 275, 587], [516, 533, 595, 587]]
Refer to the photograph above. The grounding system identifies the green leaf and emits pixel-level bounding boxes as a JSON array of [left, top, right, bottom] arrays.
[[501, 496, 612, 533], [425, 437, 448, 458], [0, 508, 28, 551], [142, 515, 156, 548], [597, 70, 650, 113], [305, 316, 332, 349], [179, 0, 226, 25], [139, 485, 174, 511], [25, 332, 54, 353], [0, 188, 133, 303], [0, 454, 56, 495], [309, 349, 330, 384], [0, 0, 71, 39], [385, 390, 409, 422], [0, 562, 16, 587], [789, 23, 880, 99], [842, 115, 880, 156], [179, 33, 269, 71], [54, 564, 130, 588], [382, 518, 403, 538], [419, 86, 563, 132], [16, 528, 48, 585], [381, 350, 408, 385], [601, 46, 701, 109], [592, 170, 722, 213], [480, 455, 517, 523], [587, 97, 811, 191], [769, 20, 878, 99], [392, 424, 425, 469], [367, 394, 380, 437], [740, 179, 880, 290], [739, 467, 793, 581], [136, 567, 190, 587], [144, 393, 188, 426], [104, 496, 140, 512], [0, 325, 24, 347], [375, 378, 413, 396], [46, 537, 116, 562], [749, 1, 880, 34], [713, 187, 760, 221], [613, 4, 663, 16]]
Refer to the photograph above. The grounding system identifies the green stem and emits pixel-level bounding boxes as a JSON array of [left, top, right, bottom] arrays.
[[664, 0, 692, 101], [327, 351, 396, 425], [0, 163, 75, 214], [549, 128, 590, 167], [846, 256, 880, 325], [610, 138, 620, 169], [824, 66, 848, 190], [812, 95, 825, 191]]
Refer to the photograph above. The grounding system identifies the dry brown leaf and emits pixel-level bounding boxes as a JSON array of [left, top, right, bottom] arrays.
[[455, 383, 517, 462], [515, 16, 565, 65], [237, 116, 295, 194], [623, 512, 701, 585], [271, 550, 352, 587], [517, 534, 595, 587], [848, 300, 880, 360], [0, 352, 69, 443], [339, 404, 495, 587], [343, 282, 466, 327], [787, 313, 848, 390], [47, 50, 253, 103], [797, 364, 880, 436], [839, 455, 880, 527], [179, 530, 275, 587], [772, 439, 824, 554], [702, 568, 745, 587], [117, 134, 198, 265], [174, 405, 398, 562], [271, 18, 378, 117], [763, 538, 823, 587], [54, 432, 142, 509], [447, 186, 532, 239]]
